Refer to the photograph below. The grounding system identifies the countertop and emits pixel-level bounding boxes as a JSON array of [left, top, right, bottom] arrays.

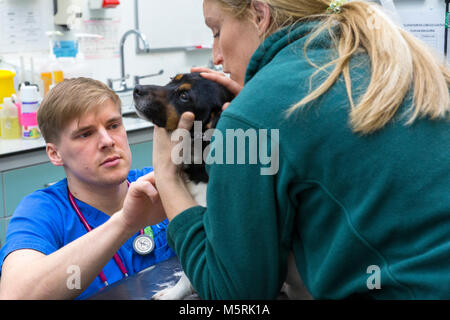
[[0, 115, 153, 157]]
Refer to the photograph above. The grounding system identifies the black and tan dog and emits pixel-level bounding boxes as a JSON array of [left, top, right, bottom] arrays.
[[133, 72, 233, 185]]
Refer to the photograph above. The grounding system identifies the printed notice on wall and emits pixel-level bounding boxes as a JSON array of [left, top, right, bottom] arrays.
[[400, 8, 447, 61], [79, 19, 121, 60], [0, 0, 51, 53]]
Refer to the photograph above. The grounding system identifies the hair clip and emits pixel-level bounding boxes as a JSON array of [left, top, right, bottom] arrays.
[[327, 0, 347, 14]]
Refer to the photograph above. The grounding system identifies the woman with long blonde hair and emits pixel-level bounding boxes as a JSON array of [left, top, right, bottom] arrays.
[[150, 0, 450, 299]]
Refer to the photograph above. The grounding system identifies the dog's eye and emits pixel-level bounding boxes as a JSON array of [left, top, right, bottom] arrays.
[[179, 91, 190, 102]]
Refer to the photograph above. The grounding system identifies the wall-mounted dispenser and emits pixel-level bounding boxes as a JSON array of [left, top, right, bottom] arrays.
[[89, 0, 120, 10], [53, 0, 85, 30]]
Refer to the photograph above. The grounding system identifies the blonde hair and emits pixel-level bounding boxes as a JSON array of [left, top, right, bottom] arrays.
[[213, 0, 450, 134], [38, 77, 121, 143]]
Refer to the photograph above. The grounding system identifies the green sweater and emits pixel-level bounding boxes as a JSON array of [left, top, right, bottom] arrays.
[[167, 22, 450, 299]]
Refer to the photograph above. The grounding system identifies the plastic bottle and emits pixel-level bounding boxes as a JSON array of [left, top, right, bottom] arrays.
[[0, 69, 16, 138], [40, 31, 64, 96], [20, 86, 41, 139], [53, 70, 64, 85], [0, 70, 16, 104], [40, 72, 53, 95], [57, 56, 78, 79], [53, 34, 100, 80], [0, 97, 21, 139], [73, 33, 103, 78], [49, 70, 64, 91]]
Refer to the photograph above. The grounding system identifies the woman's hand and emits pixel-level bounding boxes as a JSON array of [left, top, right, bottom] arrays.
[[191, 67, 242, 110], [152, 112, 198, 220], [152, 112, 195, 182]]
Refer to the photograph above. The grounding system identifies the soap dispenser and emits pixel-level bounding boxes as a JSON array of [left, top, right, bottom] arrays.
[[40, 31, 64, 96]]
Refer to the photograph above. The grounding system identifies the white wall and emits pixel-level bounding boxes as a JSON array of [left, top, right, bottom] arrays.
[[0, 0, 213, 89], [86, 0, 212, 86], [86, 0, 448, 84], [1, 0, 447, 90]]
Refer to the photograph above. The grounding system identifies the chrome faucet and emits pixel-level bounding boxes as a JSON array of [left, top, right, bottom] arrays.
[[107, 29, 150, 92], [134, 69, 164, 86]]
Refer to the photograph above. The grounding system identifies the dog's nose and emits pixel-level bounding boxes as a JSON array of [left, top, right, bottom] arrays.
[[133, 85, 145, 97]]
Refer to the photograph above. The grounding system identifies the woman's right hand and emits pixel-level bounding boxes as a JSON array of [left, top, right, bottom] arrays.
[[190, 67, 242, 110]]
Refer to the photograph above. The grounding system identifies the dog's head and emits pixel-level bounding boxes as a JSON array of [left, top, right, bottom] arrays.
[[133, 72, 233, 132]]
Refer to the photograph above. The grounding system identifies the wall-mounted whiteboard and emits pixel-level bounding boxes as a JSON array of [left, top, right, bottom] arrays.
[[136, 0, 213, 50]]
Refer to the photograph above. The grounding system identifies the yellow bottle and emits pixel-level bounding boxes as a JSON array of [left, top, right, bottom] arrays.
[[0, 97, 21, 139], [0, 70, 16, 104]]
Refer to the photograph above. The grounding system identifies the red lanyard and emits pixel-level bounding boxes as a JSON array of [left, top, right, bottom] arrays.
[[67, 183, 139, 287]]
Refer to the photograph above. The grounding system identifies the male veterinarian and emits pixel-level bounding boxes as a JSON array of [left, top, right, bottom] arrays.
[[0, 78, 175, 300]]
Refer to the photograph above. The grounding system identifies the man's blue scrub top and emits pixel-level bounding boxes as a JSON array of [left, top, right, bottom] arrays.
[[0, 167, 175, 299]]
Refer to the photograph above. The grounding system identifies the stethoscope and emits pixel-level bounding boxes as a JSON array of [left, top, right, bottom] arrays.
[[67, 181, 155, 286]]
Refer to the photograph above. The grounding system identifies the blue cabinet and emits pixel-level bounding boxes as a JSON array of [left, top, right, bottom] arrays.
[[0, 178, 5, 246], [130, 141, 153, 169], [3, 163, 65, 218]]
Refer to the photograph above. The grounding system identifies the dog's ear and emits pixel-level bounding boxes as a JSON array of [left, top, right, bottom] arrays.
[[203, 84, 232, 129], [218, 86, 234, 107]]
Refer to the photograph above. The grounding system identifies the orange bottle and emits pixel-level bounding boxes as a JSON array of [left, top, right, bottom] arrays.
[[40, 72, 53, 96]]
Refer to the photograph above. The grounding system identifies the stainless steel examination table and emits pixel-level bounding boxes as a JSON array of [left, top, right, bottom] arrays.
[[88, 256, 199, 300]]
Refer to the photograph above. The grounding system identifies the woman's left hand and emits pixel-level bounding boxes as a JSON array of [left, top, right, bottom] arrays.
[[152, 112, 198, 220], [152, 112, 195, 182]]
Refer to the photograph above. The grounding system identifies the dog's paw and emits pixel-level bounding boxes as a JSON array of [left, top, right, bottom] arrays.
[[152, 272, 194, 300], [152, 286, 186, 300]]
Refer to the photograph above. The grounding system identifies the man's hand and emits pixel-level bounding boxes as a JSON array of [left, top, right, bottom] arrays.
[[121, 172, 167, 230]]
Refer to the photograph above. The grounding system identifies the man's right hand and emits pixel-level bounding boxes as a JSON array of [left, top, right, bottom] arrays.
[[120, 171, 167, 231]]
